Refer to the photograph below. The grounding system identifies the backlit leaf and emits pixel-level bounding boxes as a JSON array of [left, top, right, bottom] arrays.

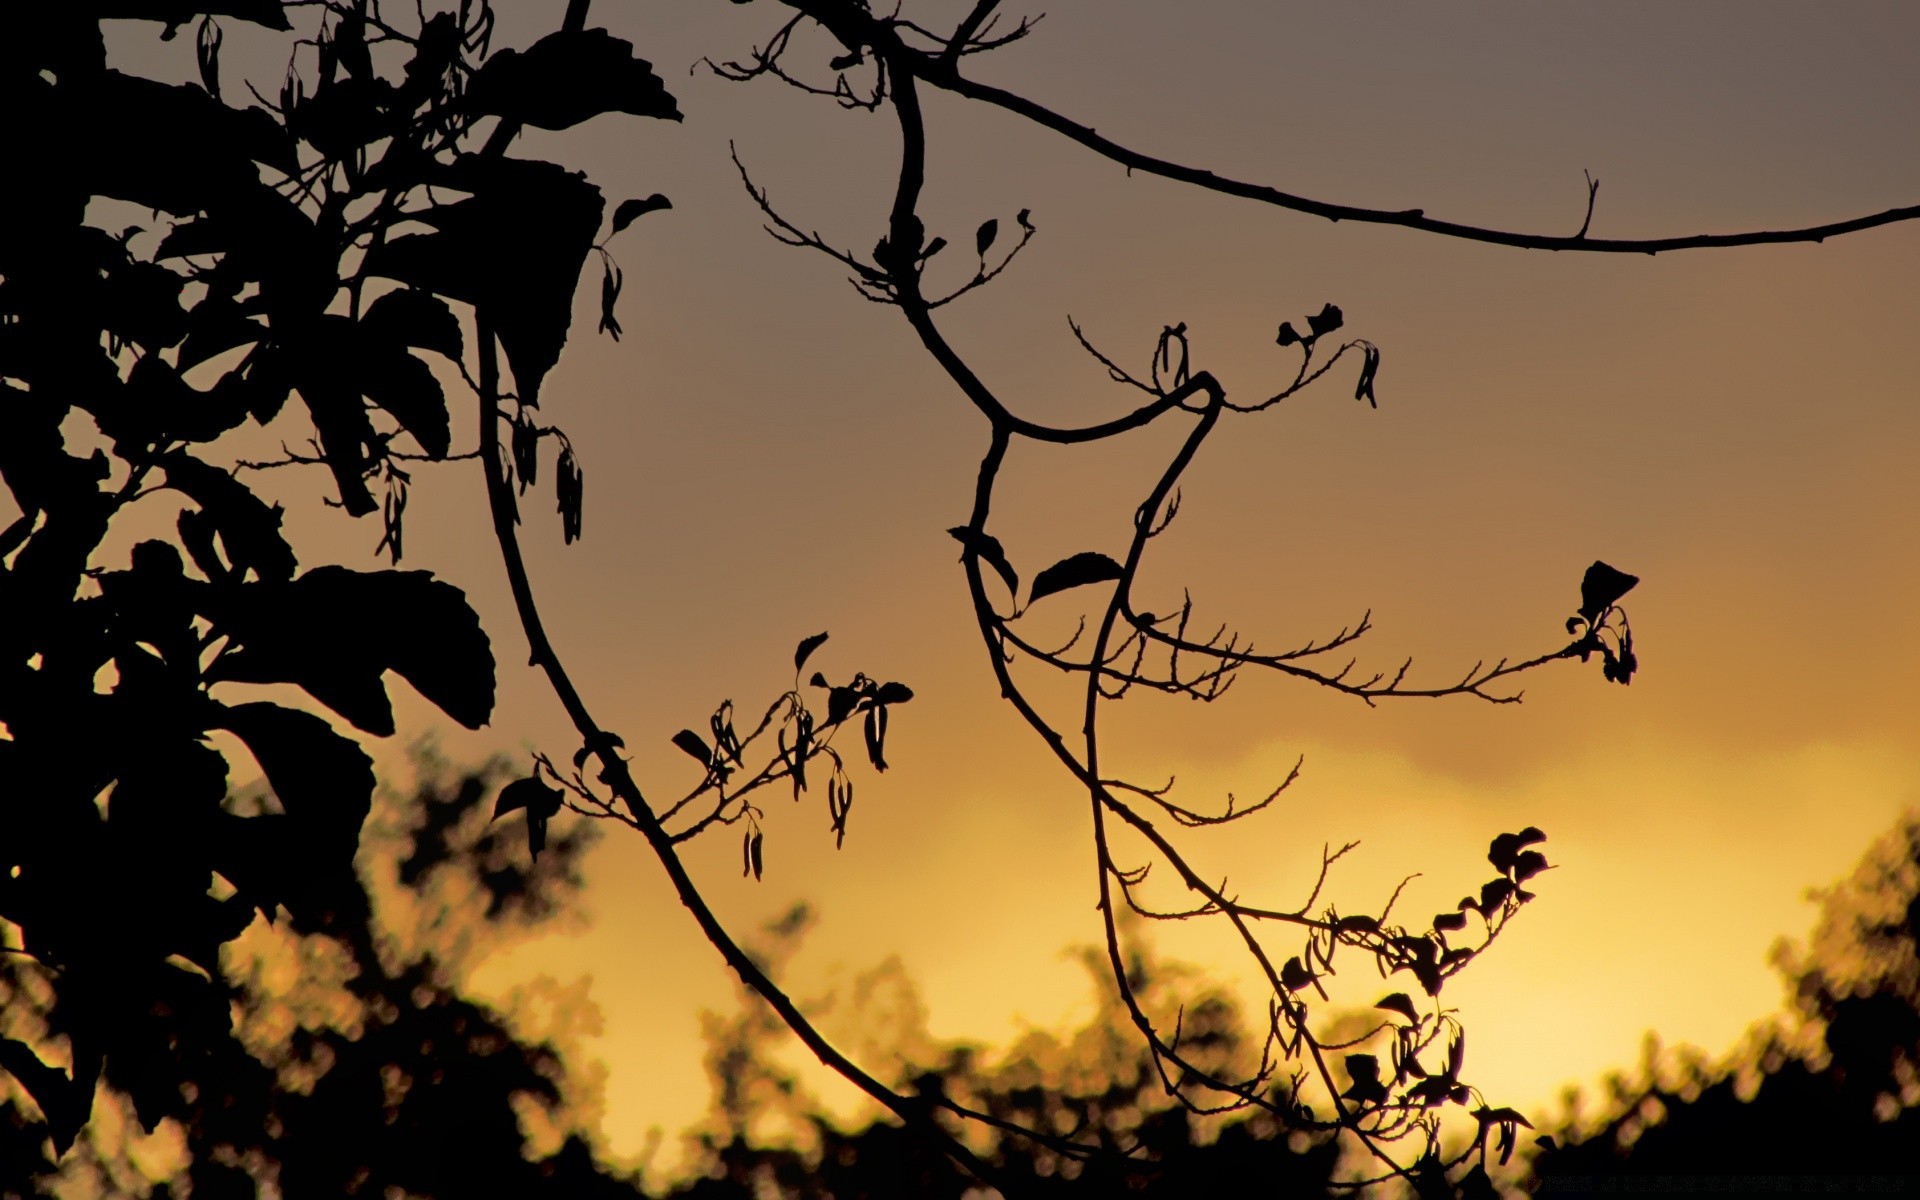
[[1029, 551, 1124, 605]]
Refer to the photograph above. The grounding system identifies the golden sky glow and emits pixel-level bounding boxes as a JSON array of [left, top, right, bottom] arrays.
[[114, 1, 1920, 1180]]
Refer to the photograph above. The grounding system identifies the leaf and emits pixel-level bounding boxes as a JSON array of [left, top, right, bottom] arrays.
[[872, 681, 914, 706], [160, 451, 296, 581], [975, 218, 998, 257], [364, 155, 606, 406], [1334, 914, 1378, 936], [598, 259, 624, 340], [672, 729, 713, 766], [1432, 911, 1468, 933], [920, 236, 948, 261], [465, 28, 682, 130], [1015, 208, 1033, 231], [363, 288, 463, 361], [212, 702, 375, 852], [1341, 1053, 1389, 1105], [1479, 878, 1516, 912], [826, 685, 861, 727], [1029, 551, 1125, 605], [794, 632, 830, 674], [1375, 993, 1421, 1023], [611, 194, 672, 234], [1487, 827, 1547, 874], [556, 445, 584, 543], [511, 415, 541, 492], [1578, 560, 1639, 624], [353, 328, 451, 459], [1307, 302, 1344, 338], [749, 831, 764, 880], [946, 526, 1019, 598], [207, 567, 495, 734], [1280, 956, 1314, 992], [1355, 342, 1381, 408], [1275, 321, 1301, 347], [864, 703, 890, 772], [195, 17, 223, 102], [492, 775, 562, 820], [491, 776, 564, 858], [1513, 849, 1550, 882]]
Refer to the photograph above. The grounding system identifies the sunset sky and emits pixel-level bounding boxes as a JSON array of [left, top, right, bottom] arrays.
[[115, 0, 1920, 1180]]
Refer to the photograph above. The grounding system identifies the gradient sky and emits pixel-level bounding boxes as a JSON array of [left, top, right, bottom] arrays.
[[113, 0, 1920, 1180]]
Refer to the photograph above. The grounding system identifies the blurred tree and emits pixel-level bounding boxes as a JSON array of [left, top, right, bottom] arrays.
[[0, 750, 645, 1199], [1531, 810, 1920, 1187]]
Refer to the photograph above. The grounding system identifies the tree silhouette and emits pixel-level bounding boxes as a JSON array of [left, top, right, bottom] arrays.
[[1531, 809, 1920, 1190], [1, 750, 652, 1198], [4, 2, 1917, 1196]]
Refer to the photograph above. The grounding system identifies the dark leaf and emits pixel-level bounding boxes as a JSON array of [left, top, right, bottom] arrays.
[[919, 236, 947, 261], [363, 288, 463, 361], [1578, 560, 1639, 624], [194, 17, 222, 101], [1513, 849, 1550, 882], [864, 703, 890, 772], [1275, 321, 1301, 347], [672, 729, 713, 767], [208, 567, 494, 734], [1015, 208, 1033, 231], [160, 451, 296, 581], [1334, 914, 1378, 936], [794, 631, 829, 674], [611, 194, 672, 234], [873, 681, 914, 706], [364, 155, 606, 406], [1280, 956, 1314, 992], [826, 686, 861, 728], [1307, 302, 1344, 338], [749, 831, 764, 880], [1488, 827, 1547, 874], [556, 446, 584, 543], [1029, 551, 1125, 605], [1432, 910, 1468, 933], [809, 671, 829, 689], [598, 259, 624, 340], [212, 702, 375, 853], [947, 526, 1020, 598], [976, 218, 998, 257], [492, 775, 562, 820], [1355, 342, 1381, 407], [1341, 1054, 1389, 1105], [466, 28, 682, 130], [828, 50, 863, 71], [511, 415, 541, 492], [1381, 989, 1432, 1022], [1479, 878, 1516, 912]]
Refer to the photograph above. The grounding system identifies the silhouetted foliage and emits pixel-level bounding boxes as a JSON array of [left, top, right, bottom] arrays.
[[1532, 810, 1920, 1191], [0, 751, 643, 1199], [0, 0, 681, 1161]]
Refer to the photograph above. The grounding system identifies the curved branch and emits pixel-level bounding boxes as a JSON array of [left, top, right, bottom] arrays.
[[909, 54, 1920, 255]]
